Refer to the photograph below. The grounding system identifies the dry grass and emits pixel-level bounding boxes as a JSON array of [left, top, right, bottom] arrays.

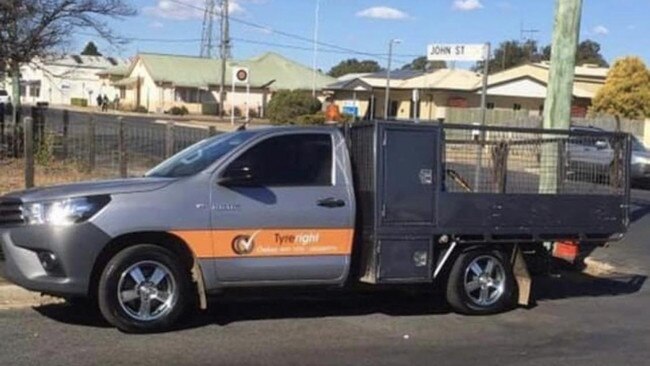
[[0, 159, 106, 196]]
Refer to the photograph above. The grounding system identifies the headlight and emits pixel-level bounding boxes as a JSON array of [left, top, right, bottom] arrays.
[[23, 196, 110, 226]]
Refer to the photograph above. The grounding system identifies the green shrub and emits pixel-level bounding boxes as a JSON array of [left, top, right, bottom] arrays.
[[227, 106, 242, 117], [295, 113, 326, 125], [168, 106, 189, 115], [70, 98, 88, 107], [267, 90, 322, 124], [133, 105, 148, 113]]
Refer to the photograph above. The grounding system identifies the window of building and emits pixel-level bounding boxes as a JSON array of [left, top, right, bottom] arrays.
[[119, 87, 126, 99], [448, 97, 468, 108], [224, 133, 333, 187], [513, 103, 522, 111], [29, 84, 40, 98], [487, 102, 495, 110], [19, 85, 26, 96]]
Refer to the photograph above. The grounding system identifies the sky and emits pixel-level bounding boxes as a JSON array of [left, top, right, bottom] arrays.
[[82, 0, 650, 71]]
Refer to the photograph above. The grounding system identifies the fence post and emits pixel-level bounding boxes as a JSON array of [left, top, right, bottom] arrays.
[[165, 121, 175, 158], [24, 117, 34, 189], [62, 109, 69, 159], [87, 114, 96, 172], [118, 117, 128, 178], [0, 103, 5, 146]]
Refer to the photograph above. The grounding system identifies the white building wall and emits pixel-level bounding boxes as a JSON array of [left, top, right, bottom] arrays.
[[14, 58, 124, 106]]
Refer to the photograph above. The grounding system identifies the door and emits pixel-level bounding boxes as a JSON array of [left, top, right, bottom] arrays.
[[380, 126, 437, 226], [210, 132, 355, 285]]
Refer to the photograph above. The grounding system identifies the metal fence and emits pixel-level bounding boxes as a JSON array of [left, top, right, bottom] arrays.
[[443, 125, 630, 196], [0, 107, 216, 192], [444, 107, 646, 141]]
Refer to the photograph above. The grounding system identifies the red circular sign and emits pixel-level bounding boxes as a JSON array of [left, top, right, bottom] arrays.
[[236, 69, 248, 82]]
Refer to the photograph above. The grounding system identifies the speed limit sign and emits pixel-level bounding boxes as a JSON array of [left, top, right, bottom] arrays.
[[233, 67, 249, 84]]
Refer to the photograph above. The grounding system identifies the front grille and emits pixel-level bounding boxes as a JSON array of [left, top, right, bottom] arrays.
[[0, 198, 24, 226]]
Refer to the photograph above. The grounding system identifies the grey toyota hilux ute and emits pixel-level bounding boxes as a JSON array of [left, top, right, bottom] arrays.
[[0, 121, 631, 332]]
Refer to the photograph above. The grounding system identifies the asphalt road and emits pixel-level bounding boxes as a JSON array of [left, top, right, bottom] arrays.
[[0, 191, 649, 366]]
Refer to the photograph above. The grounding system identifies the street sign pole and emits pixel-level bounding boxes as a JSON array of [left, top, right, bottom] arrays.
[[427, 42, 491, 191], [246, 83, 250, 122], [232, 67, 250, 126], [231, 80, 236, 126]]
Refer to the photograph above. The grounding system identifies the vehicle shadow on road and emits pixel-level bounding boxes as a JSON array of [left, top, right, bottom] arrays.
[[31, 268, 647, 331], [532, 270, 646, 303]]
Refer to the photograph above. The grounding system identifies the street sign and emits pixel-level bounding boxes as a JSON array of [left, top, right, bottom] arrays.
[[342, 105, 359, 117], [233, 67, 249, 84], [231, 67, 251, 125], [427, 43, 488, 62]]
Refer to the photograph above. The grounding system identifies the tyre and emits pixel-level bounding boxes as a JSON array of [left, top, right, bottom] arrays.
[[446, 249, 517, 315], [98, 244, 191, 333]]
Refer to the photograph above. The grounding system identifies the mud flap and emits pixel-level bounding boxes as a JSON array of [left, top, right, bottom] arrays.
[[191, 258, 208, 310], [512, 245, 531, 306]]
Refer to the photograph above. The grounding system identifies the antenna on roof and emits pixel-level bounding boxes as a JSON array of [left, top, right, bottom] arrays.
[[236, 122, 248, 131]]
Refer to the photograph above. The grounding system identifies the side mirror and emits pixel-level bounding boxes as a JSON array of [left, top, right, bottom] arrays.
[[595, 140, 608, 150], [218, 165, 255, 186]]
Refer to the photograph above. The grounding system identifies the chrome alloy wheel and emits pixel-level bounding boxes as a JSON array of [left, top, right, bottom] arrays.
[[117, 261, 177, 322], [463, 255, 506, 307]]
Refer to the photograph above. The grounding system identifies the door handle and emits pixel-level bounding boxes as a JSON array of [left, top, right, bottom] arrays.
[[317, 197, 346, 208]]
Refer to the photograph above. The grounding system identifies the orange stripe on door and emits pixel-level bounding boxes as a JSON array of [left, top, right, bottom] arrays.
[[171, 228, 354, 259]]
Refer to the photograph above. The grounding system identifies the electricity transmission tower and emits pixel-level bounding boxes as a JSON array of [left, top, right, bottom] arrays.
[[200, 0, 217, 57]]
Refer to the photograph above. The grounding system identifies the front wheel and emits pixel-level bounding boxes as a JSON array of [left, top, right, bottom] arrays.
[[446, 249, 517, 315], [98, 244, 192, 333]]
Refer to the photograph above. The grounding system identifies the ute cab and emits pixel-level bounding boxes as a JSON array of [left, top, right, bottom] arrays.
[[1, 127, 356, 332]]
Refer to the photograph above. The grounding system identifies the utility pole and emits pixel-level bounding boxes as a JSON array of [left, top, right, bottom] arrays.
[[311, 0, 321, 98], [539, 0, 583, 193], [383, 39, 401, 120], [219, 0, 231, 118]]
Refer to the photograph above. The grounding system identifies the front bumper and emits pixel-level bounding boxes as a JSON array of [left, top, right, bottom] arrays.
[[0, 223, 111, 297]]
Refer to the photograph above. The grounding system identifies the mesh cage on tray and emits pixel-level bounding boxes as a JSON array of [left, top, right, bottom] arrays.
[[443, 125, 629, 196]]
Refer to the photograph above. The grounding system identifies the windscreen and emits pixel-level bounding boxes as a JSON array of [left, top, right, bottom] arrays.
[[146, 131, 256, 178]]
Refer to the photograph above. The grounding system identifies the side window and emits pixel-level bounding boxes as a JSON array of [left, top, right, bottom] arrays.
[[225, 133, 333, 187]]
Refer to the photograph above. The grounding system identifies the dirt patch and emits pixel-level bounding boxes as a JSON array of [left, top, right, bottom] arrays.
[[0, 285, 64, 310]]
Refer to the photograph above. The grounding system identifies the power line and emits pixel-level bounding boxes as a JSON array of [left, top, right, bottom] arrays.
[[166, 0, 401, 61], [78, 31, 414, 65]]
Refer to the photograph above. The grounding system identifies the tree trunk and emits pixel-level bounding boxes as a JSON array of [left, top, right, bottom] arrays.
[[11, 62, 20, 126], [10, 62, 22, 158]]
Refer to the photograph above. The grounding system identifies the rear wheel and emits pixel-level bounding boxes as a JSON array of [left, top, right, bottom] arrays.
[[98, 244, 191, 333], [446, 249, 516, 315]]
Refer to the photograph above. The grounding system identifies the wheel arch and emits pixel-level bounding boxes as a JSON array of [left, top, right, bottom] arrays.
[[88, 231, 207, 308]]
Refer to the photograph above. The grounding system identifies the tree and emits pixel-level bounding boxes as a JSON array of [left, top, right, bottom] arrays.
[[267, 90, 322, 124], [0, 0, 134, 135], [591, 57, 650, 127], [473, 40, 542, 74], [576, 40, 608, 67], [542, 39, 608, 67], [81, 41, 102, 56], [327, 59, 382, 78], [401, 56, 446, 71]]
